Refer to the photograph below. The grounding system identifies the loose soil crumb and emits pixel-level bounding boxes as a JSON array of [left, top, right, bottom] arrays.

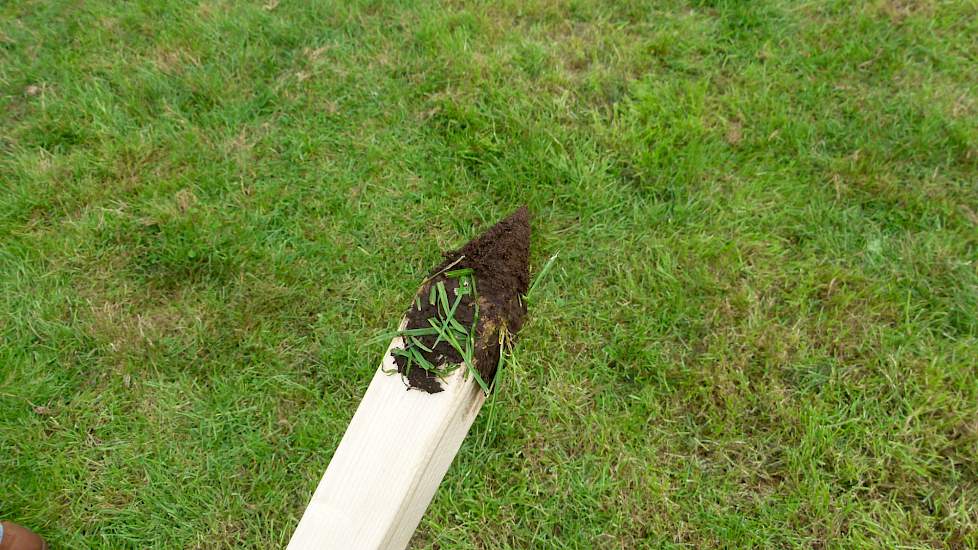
[[393, 207, 531, 393]]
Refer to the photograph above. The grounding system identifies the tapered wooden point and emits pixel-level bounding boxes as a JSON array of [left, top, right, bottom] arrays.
[[288, 209, 530, 549]]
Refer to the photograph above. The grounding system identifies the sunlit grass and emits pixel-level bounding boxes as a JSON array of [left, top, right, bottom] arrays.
[[1, 0, 976, 547]]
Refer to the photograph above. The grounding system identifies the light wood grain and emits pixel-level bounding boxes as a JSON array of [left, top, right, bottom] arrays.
[[287, 334, 486, 550]]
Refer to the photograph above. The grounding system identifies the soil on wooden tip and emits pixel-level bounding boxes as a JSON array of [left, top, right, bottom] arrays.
[[392, 206, 531, 393]]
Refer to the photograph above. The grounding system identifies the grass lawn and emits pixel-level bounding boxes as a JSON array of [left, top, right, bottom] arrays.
[[2, 0, 977, 547]]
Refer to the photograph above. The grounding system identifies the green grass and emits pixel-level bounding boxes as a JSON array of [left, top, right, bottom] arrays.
[[1, 0, 977, 547]]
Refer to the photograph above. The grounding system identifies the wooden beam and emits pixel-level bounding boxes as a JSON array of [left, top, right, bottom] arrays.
[[288, 333, 486, 549]]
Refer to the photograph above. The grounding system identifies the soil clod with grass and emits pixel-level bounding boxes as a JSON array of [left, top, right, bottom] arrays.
[[392, 207, 531, 393]]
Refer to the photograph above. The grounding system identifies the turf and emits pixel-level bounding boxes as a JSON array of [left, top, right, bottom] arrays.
[[2, 0, 977, 547]]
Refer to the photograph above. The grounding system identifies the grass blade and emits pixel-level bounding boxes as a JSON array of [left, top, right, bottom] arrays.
[[444, 268, 474, 278], [526, 251, 559, 299]]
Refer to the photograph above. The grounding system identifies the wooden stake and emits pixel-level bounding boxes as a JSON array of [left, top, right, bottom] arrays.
[[288, 333, 486, 549]]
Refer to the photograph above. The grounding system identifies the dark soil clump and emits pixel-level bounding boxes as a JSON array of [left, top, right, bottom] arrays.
[[393, 207, 531, 393]]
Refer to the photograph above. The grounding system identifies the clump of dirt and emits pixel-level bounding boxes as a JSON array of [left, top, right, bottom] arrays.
[[392, 207, 531, 393]]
